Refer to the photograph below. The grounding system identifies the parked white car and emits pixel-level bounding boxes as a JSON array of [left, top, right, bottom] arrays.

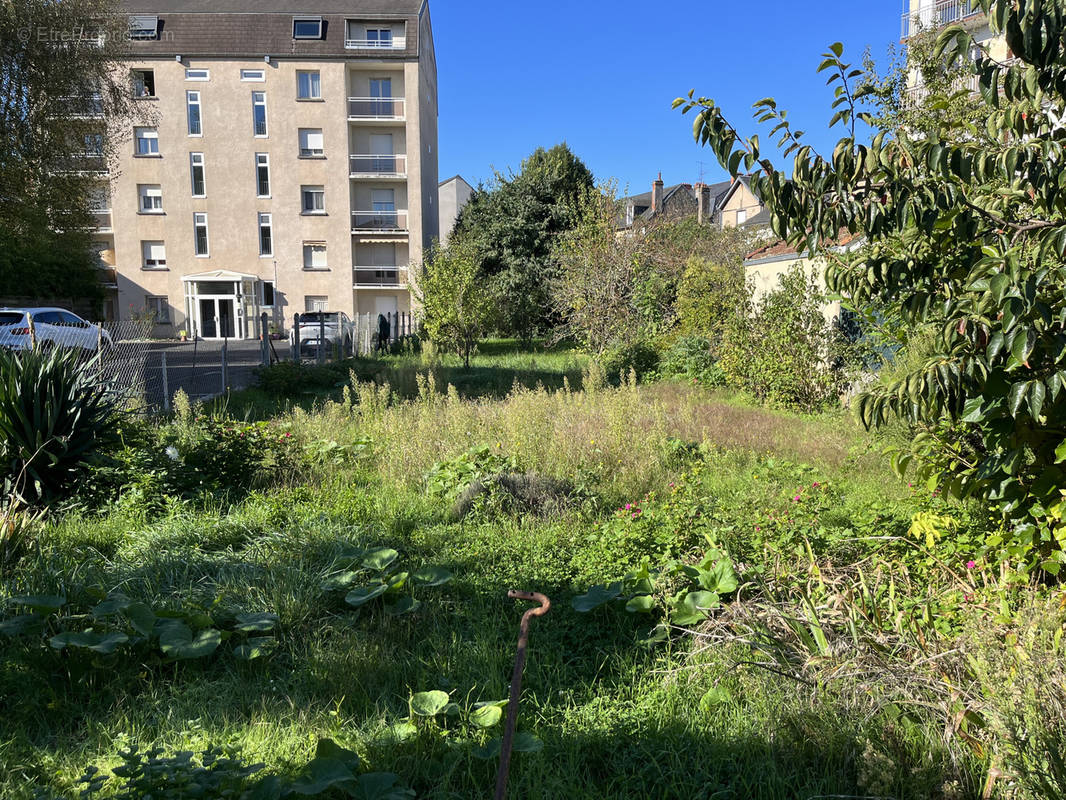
[[290, 311, 353, 357], [0, 307, 113, 352]]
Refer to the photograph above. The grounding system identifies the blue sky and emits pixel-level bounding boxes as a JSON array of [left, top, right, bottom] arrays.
[[434, 0, 908, 194]]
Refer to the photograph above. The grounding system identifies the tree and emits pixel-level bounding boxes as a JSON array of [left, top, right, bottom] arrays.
[[0, 0, 134, 304], [451, 143, 594, 339], [416, 238, 495, 369], [676, 0, 1066, 572]]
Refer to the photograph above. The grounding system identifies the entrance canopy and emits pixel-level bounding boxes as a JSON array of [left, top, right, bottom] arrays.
[[181, 269, 259, 282], [182, 270, 262, 340]]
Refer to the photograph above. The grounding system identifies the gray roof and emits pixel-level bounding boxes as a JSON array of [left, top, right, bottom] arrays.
[[117, 0, 424, 58], [122, 0, 422, 13]]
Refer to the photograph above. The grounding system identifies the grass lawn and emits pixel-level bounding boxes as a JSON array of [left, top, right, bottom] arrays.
[[0, 343, 1053, 799]]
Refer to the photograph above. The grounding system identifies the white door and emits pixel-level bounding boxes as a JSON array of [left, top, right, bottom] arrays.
[[374, 296, 398, 317]]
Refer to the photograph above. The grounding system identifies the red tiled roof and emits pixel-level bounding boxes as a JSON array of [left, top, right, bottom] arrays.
[[744, 230, 862, 261]]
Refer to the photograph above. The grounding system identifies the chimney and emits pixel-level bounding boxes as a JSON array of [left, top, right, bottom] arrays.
[[695, 182, 712, 225], [651, 172, 664, 214]]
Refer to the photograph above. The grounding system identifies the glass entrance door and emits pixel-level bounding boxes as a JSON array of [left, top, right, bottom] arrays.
[[197, 297, 236, 339]]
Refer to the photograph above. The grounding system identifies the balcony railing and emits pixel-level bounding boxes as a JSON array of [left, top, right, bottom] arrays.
[[902, 0, 983, 38], [904, 57, 1018, 102], [347, 97, 405, 121], [354, 267, 408, 287], [345, 37, 406, 49], [90, 208, 113, 232], [96, 266, 118, 287], [58, 94, 104, 117], [349, 153, 407, 177], [351, 210, 408, 232], [60, 153, 108, 173]]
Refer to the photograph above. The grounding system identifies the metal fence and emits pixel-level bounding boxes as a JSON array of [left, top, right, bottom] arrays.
[[5, 310, 418, 413]]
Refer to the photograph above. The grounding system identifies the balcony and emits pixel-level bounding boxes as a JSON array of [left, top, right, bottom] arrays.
[[60, 153, 108, 174], [354, 266, 408, 288], [58, 94, 104, 118], [345, 36, 406, 50], [90, 208, 113, 233], [351, 210, 408, 232], [904, 57, 1018, 102], [347, 97, 405, 121], [349, 153, 407, 178], [97, 266, 118, 288], [902, 0, 983, 38]]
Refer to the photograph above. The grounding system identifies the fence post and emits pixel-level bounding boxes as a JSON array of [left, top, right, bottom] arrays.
[[260, 311, 270, 366], [97, 323, 104, 355], [292, 313, 300, 362], [161, 350, 170, 412], [317, 315, 325, 365], [221, 338, 229, 393], [27, 313, 37, 349]]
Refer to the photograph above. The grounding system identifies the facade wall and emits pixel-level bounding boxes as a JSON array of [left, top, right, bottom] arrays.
[[745, 254, 841, 325], [107, 5, 437, 338], [719, 183, 763, 228], [438, 177, 473, 245]]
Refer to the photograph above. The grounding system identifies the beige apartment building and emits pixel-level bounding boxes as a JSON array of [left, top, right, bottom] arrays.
[[93, 0, 438, 339], [902, 0, 1011, 89]]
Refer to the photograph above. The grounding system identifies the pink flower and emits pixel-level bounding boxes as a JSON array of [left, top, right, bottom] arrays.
[[624, 503, 632, 510], [754, 526, 761, 532], [966, 560, 976, 569], [793, 495, 801, 502], [812, 482, 819, 488]]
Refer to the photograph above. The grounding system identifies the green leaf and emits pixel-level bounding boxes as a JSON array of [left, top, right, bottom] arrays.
[[960, 397, 987, 423], [385, 596, 421, 616], [320, 570, 363, 592], [469, 703, 503, 728], [0, 614, 45, 637], [624, 595, 655, 613], [234, 637, 275, 660], [1028, 380, 1046, 419], [91, 595, 132, 617], [124, 603, 156, 636], [387, 722, 418, 742], [233, 612, 279, 633], [511, 731, 544, 753], [571, 583, 621, 612], [410, 690, 450, 716], [355, 772, 414, 800], [410, 566, 453, 587], [345, 583, 389, 608], [8, 595, 65, 613], [1008, 381, 1029, 417], [472, 738, 502, 760], [157, 621, 222, 660], [699, 686, 733, 711], [50, 630, 129, 654], [361, 547, 399, 571]]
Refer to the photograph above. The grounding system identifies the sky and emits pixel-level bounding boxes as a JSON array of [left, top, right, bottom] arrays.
[[434, 0, 909, 195]]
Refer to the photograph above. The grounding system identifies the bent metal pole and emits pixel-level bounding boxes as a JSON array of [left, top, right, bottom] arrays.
[[494, 590, 550, 800]]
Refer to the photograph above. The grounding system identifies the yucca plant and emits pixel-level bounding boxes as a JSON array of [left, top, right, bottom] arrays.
[[0, 346, 119, 504]]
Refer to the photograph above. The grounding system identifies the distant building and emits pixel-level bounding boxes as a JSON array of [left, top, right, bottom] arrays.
[[619, 173, 768, 231], [438, 174, 473, 245]]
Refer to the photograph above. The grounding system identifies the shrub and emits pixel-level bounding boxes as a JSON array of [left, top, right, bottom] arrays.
[[718, 266, 854, 412], [0, 346, 119, 504], [253, 360, 346, 397], [597, 340, 660, 384], [450, 471, 577, 521], [658, 335, 726, 387]]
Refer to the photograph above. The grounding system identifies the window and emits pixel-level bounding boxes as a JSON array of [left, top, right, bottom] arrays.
[[261, 280, 276, 307], [184, 69, 210, 81], [131, 68, 155, 98], [141, 240, 167, 269], [304, 296, 328, 312], [138, 184, 163, 213], [292, 17, 323, 39], [301, 185, 325, 214], [297, 70, 321, 99], [736, 209, 748, 225], [128, 15, 158, 40], [83, 133, 104, 156], [252, 92, 267, 137], [190, 153, 206, 197], [134, 126, 158, 155], [258, 213, 273, 257], [303, 242, 327, 269], [146, 295, 170, 323], [255, 153, 270, 197], [241, 69, 266, 82], [193, 213, 209, 256], [298, 128, 324, 157], [186, 90, 202, 136], [367, 28, 393, 47]]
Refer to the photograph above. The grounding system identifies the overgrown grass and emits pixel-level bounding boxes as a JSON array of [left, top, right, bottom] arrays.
[[0, 354, 1059, 799]]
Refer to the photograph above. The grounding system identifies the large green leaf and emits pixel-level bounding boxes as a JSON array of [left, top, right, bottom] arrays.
[[320, 570, 364, 592], [410, 566, 453, 587], [234, 637, 275, 660], [385, 596, 421, 616], [469, 703, 504, 728], [50, 630, 129, 654], [8, 595, 65, 613], [157, 621, 221, 660], [345, 583, 388, 608], [124, 603, 156, 637], [624, 595, 655, 613], [410, 690, 450, 717], [234, 612, 279, 633], [571, 583, 621, 612], [0, 614, 45, 637], [361, 547, 399, 571]]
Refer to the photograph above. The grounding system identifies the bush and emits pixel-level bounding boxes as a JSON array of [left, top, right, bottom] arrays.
[[0, 347, 119, 504], [718, 266, 853, 412], [253, 361, 347, 397], [597, 341, 660, 384], [658, 335, 726, 387]]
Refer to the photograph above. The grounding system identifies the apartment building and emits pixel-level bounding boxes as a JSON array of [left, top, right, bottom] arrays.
[[901, 0, 1011, 94], [94, 0, 438, 338]]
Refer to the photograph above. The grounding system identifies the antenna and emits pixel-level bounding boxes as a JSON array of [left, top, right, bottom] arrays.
[[696, 160, 708, 183]]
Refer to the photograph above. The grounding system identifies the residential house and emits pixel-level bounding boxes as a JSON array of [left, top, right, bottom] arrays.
[[619, 173, 768, 231], [93, 0, 438, 339]]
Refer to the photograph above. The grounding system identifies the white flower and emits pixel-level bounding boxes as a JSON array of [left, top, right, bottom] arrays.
[[165, 445, 180, 461]]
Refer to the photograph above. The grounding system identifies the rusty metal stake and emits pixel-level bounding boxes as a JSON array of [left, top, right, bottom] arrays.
[[493, 590, 550, 800]]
